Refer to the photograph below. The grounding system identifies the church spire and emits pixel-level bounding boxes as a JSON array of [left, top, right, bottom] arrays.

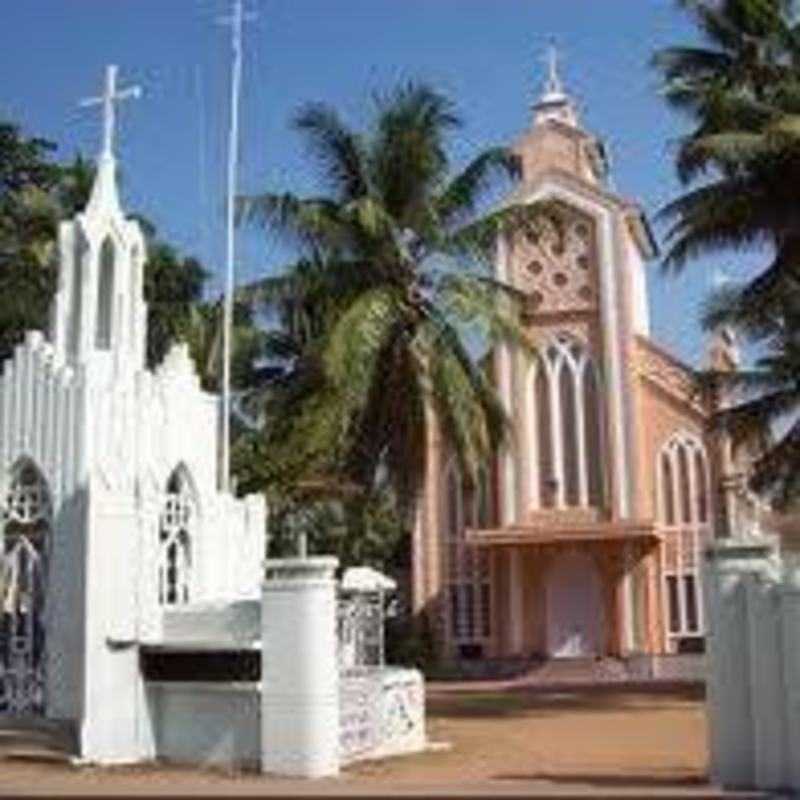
[[80, 65, 141, 217], [533, 41, 579, 127], [49, 64, 148, 370]]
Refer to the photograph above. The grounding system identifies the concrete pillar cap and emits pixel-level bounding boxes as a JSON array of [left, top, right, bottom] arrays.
[[263, 556, 339, 583]]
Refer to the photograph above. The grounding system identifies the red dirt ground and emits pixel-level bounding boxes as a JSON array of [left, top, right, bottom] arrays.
[[0, 684, 754, 798]]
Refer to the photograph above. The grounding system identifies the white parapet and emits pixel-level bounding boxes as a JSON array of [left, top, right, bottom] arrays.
[[261, 557, 341, 778], [704, 537, 774, 788], [703, 534, 800, 792]]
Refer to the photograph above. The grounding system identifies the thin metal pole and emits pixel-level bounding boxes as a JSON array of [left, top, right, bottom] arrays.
[[221, 0, 244, 493]]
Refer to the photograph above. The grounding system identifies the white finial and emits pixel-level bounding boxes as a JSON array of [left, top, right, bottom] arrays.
[[80, 65, 141, 160], [543, 39, 563, 99], [533, 40, 578, 127]]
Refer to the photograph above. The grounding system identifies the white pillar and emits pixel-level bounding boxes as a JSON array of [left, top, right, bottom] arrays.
[[621, 544, 635, 653], [746, 570, 786, 789], [703, 537, 776, 788], [780, 568, 800, 790], [261, 557, 340, 778]]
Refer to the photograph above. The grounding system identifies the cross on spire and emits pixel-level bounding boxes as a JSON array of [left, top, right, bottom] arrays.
[[544, 39, 563, 97], [539, 38, 567, 102], [80, 65, 141, 160]]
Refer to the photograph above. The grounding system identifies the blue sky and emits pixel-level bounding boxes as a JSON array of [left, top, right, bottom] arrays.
[[0, 1, 762, 365]]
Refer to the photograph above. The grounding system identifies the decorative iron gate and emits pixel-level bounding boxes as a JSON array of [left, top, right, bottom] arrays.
[[0, 462, 50, 716]]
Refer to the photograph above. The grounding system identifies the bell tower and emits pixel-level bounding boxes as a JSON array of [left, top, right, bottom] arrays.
[[513, 43, 608, 187], [50, 65, 148, 375]]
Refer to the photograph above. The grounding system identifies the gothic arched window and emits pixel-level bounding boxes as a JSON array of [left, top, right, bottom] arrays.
[[656, 434, 711, 650], [441, 461, 492, 652], [129, 245, 140, 348], [70, 236, 85, 356], [0, 459, 51, 716], [158, 468, 195, 606], [531, 335, 605, 509], [95, 237, 115, 350]]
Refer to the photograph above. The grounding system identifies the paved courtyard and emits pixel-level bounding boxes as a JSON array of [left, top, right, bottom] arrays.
[[0, 684, 758, 797]]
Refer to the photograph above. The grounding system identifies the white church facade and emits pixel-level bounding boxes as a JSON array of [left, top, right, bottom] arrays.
[[0, 67, 264, 759]]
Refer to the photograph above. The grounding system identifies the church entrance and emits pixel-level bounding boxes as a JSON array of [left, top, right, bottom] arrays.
[[0, 461, 50, 717], [545, 551, 603, 658]]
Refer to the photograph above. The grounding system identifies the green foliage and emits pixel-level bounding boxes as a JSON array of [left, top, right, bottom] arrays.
[[385, 613, 437, 672], [655, 1, 800, 505], [0, 118, 220, 376], [238, 81, 547, 528], [231, 429, 408, 572], [143, 242, 207, 369], [0, 123, 77, 361]]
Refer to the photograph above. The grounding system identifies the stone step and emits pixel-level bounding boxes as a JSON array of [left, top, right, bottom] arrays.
[[0, 719, 74, 763], [521, 657, 631, 685]]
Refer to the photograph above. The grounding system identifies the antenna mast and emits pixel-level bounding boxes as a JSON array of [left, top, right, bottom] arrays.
[[220, 0, 251, 492]]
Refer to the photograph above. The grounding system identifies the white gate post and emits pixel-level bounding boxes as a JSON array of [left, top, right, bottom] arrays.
[[780, 567, 800, 790], [261, 557, 340, 778], [703, 537, 776, 788]]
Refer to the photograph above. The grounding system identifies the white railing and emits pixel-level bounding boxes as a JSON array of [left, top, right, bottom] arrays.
[[338, 672, 381, 762], [337, 591, 384, 674]]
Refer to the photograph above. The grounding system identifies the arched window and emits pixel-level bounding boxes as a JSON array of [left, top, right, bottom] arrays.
[[95, 237, 115, 350], [656, 434, 711, 650], [158, 468, 195, 606], [129, 245, 140, 348], [70, 236, 84, 356], [0, 459, 51, 716], [441, 461, 492, 653], [531, 335, 605, 509]]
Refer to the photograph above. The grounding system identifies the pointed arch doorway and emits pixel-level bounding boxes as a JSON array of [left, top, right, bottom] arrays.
[[0, 460, 51, 716], [546, 550, 604, 658]]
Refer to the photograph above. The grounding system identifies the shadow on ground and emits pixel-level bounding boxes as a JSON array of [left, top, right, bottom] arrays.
[[428, 684, 705, 719], [493, 771, 708, 787]]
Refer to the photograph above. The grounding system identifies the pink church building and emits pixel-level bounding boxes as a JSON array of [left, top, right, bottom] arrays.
[[412, 63, 742, 666]]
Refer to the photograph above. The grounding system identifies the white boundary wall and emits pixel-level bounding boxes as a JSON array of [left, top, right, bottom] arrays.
[[705, 536, 800, 791]]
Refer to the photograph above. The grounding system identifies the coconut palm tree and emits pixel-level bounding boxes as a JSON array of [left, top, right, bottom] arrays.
[[238, 82, 546, 517], [700, 287, 800, 507], [654, 0, 800, 275], [655, 0, 800, 505]]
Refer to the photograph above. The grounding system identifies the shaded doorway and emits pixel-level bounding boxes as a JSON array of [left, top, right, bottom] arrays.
[[545, 550, 604, 657]]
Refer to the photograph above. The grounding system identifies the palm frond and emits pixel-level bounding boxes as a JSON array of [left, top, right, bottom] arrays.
[[437, 147, 521, 228], [293, 103, 369, 201], [236, 192, 349, 255]]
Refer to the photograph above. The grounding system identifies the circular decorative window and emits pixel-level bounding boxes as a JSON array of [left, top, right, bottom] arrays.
[[553, 272, 569, 288], [527, 260, 543, 276], [574, 223, 590, 243], [525, 228, 540, 246], [516, 214, 595, 311]]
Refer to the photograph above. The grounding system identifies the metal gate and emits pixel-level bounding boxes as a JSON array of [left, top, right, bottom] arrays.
[[0, 462, 50, 717]]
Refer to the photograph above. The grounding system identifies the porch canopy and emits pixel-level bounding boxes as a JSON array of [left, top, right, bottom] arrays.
[[466, 519, 658, 547]]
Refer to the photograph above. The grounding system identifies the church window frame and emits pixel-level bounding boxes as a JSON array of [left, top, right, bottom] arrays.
[[95, 237, 116, 350], [129, 244, 140, 351], [157, 466, 196, 607], [656, 433, 711, 651], [529, 334, 605, 509], [0, 458, 51, 716], [441, 459, 493, 654], [69, 235, 86, 357]]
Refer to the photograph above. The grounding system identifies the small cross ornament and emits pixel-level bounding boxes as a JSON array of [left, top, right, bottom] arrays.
[[543, 39, 563, 97], [80, 65, 141, 159]]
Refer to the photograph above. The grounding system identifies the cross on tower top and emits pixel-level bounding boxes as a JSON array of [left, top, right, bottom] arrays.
[[80, 65, 141, 160], [532, 39, 579, 128], [539, 39, 568, 103], [543, 40, 563, 98]]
